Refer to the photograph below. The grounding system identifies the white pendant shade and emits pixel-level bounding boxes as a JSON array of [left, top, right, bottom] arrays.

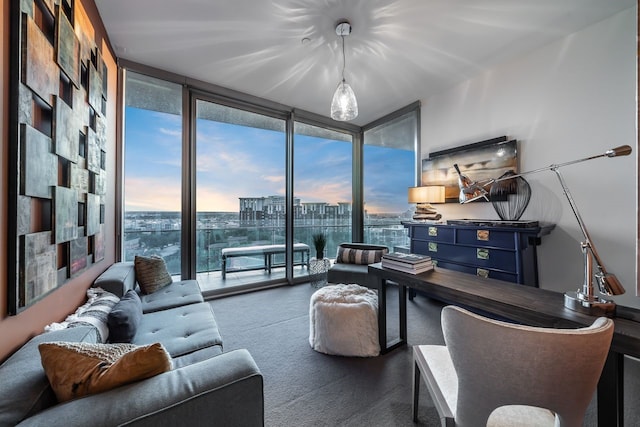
[[330, 80, 358, 121]]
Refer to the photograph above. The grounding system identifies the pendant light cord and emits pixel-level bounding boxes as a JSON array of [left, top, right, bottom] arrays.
[[341, 34, 346, 82]]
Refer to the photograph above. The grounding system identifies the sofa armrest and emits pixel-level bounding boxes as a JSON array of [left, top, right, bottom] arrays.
[[17, 349, 263, 427], [93, 262, 137, 297]]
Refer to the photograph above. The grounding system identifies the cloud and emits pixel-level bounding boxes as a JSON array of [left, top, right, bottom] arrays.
[[262, 174, 285, 183], [159, 127, 182, 138], [126, 176, 244, 212], [295, 179, 352, 204], [124, 108, 413, 215], [125, 177, 181, 211], [196, 187, 240, 212], [155, 158, 182, 168]]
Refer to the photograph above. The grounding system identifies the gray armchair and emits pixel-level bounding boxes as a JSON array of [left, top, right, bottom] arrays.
[[412, 305, 614, 426], [326, 243, 388, 288]]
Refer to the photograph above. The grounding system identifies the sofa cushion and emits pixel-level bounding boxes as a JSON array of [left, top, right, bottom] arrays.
[[93, 263, 204, 313], [336, 246, 388, 265], [139, 280, 204, 313], [0, 327, 97, 426], [108, 290, 143, 343], [328, 262, 368, 275], [134, 255, 173, 294], [133, 302, 223, 358], [172, 345, 224, 369], [39, 341, 172, 403]]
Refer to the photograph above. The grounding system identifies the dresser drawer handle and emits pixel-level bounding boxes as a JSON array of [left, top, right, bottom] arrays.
[[428, 242, 438, 252], [477, 268, 489, 278], [477, 248, 489, 260], [428, 226, 438, 237]]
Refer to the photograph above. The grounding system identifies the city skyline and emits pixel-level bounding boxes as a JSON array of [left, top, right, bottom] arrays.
[[124, 107, 414, 214]]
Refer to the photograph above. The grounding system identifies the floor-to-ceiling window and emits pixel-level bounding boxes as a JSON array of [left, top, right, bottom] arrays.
[[121, 67, 418, 294], [122, 71, 183, 274], [194, 99, 288, 291], [293, 122, 353, 263], [362, 105, 419, 250]]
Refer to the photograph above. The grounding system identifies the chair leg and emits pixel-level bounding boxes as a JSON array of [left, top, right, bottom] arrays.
[[413, 360, 421, 422]]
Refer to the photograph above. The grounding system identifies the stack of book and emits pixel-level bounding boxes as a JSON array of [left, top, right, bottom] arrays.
[[381, 252, 434, 274]]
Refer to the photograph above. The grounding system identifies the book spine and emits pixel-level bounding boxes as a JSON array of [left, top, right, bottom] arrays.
[[381, 258, 433, 269], [381, 261, 434, 274], [382, 254, 431, 264]]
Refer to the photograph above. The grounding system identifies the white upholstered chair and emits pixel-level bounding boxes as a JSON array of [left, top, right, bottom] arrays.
[[412, 305, 614, 427]]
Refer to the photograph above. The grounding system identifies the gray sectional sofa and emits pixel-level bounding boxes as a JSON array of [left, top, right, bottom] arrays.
[[0, 262, 263, 427]]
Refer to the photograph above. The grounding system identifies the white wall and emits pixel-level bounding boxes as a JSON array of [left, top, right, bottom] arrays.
[[420, 7, 638, 308]]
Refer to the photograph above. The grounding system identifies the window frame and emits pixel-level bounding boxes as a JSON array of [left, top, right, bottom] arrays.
[[118, 60, 419, 292]]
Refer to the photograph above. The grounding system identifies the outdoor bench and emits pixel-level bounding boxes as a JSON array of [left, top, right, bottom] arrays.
[[221, 243, 310, 278]]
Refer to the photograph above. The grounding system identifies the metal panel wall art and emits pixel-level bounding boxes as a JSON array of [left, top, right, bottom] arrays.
[[8, 0, 109, 313]]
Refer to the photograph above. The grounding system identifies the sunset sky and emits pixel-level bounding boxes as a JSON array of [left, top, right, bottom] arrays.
[[124, 107, 414, 214]]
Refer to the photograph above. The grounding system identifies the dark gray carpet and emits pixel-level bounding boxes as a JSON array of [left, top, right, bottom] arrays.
[[209, 283, 639, 427]]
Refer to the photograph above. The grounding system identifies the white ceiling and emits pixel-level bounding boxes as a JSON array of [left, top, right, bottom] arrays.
[[95, 0, 635, 126]]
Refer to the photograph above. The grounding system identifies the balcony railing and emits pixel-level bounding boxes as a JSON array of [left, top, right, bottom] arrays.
[[123, 220, 408, 276]]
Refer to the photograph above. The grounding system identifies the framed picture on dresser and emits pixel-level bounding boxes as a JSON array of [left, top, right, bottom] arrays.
[[421, 136, 518, 202]]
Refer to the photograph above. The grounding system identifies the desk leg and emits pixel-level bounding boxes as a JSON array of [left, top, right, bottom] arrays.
[[378, 277, 388, 353], [399, 284, 407, 344], [378, 277, 406, 354], [598, 351, 623, 427]]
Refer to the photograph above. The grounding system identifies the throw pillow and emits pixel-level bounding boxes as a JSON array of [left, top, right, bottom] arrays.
[[336, 247, 388, 265], [134, 255, 173, 294], [107, 290, 142, 343], [39, 341, 172, 403], [63, 288, 120, 343]]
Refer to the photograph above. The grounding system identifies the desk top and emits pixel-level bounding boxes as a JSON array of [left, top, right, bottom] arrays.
[[368, 263, 640, 357]]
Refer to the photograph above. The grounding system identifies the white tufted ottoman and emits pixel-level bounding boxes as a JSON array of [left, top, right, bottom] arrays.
[[308, 284, 380, 357]]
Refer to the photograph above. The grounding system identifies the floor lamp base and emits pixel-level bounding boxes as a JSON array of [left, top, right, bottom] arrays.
[[564, 291, 616, 317]]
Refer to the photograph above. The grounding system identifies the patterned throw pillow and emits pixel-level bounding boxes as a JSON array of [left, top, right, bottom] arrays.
[[336, 247, 389, 265], [134, 255, 173, 294], [64, 288, 119, 343], [39, 341, 172, 403]]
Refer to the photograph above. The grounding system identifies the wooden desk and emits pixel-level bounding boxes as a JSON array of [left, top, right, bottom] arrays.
[[368, 263, 640, 427]]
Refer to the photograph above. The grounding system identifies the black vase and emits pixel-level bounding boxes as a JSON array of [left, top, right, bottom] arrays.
[[489, 171, 532, 221]]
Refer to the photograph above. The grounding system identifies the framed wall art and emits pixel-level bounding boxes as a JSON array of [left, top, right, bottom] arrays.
[[421, 136, 518, 202]]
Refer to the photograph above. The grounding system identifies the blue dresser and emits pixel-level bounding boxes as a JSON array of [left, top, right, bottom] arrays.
[[404, 221, 553, 287]]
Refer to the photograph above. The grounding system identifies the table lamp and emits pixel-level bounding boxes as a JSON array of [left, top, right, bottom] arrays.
[[408, 186, 445, 221], [453, 145, 632, 316]]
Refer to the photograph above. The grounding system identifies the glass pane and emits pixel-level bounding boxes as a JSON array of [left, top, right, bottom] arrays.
[[195, 100, 286, 290], [363, 110, 418, 251], [123, 72, 183, 275], [294, 122, 353, 267]]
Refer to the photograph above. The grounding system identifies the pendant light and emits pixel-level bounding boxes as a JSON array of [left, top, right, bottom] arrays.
[[330, 20, 358, 121]]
